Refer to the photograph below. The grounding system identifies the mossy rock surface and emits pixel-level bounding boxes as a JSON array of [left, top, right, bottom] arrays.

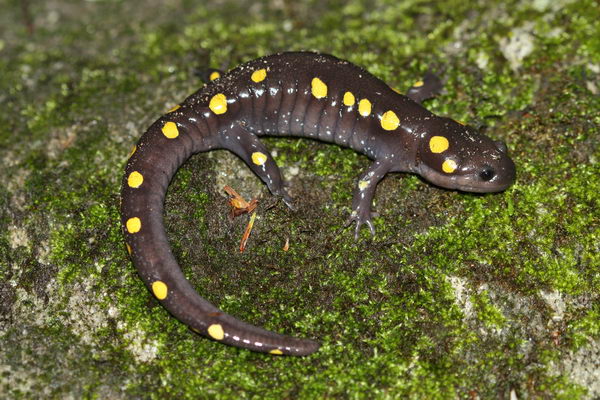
[[0, 0, 598, 398]]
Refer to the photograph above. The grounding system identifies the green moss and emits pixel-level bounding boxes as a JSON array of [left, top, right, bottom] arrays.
[[569, 304, 600, 349], [471, 290, 507, 329]]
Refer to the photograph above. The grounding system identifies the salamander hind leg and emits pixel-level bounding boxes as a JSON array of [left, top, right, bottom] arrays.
[[219, 124, 294, 208]]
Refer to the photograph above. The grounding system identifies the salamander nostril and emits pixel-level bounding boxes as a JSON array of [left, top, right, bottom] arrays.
[[494, 140, 508, 153], [480, 167, 495, 181]]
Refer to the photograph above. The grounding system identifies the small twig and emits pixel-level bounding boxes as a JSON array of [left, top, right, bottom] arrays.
[[239, 212, 257, 253], [223, 185, 257, 218]]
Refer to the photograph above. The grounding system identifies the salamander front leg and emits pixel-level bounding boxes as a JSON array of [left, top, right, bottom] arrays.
[[406, 72, 443, 104], [220, 124, 294, 208], [345, 160, 392, 239], [195, 67, 225, 83]]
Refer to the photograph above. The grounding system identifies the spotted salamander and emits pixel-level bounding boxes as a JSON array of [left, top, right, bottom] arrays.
[[121, 52, 516, 356]]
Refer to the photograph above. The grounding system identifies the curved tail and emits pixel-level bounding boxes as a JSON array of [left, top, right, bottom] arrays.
[[120, 116, 319, 356]]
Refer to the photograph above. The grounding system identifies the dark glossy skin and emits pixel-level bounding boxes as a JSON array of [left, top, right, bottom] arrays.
[[121, 52, 516, 356]]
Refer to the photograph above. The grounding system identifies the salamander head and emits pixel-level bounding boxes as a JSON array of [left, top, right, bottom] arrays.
[[414, 118, 516, 193]]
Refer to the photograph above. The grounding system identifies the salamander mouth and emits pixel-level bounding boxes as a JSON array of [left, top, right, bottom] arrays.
[[416, 161, 516, 193]]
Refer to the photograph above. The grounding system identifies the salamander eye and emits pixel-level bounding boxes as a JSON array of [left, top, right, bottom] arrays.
[[479, 167, 496, 181]]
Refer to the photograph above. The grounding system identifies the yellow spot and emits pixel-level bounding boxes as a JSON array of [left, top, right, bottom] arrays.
[[413, 80, 424, 87], [358, 180, 370, 190], [126, 243, 132, 255], [127, 171, 144, 188], [251, 152, 267, 166], [167, 104, 181, 113], [311, 77, 328, 99], [429, 136, 449, 153], [209, 71, 221, 81], [358, 99, 371, 116], [209, 93, 227, 115], [251, 68, 267, 83], [269, 349, 283, 355], [207, 324, 225, 340], [442, 159, 457, 173], [152, 281, 168, 300], [456, 120, 466, 126], [129, 145, 137, 158], [126, 217, 141, 233], [343, 91, 355, 106], [392, 87, 402, 94], [162, 121, 179, 139], [380, 110, 400, 131]]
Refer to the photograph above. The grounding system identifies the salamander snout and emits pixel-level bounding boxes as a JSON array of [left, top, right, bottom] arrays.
[[475, 154, 516, 191], [478, 140, 514, 183], [480, 139, 516, 191]]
